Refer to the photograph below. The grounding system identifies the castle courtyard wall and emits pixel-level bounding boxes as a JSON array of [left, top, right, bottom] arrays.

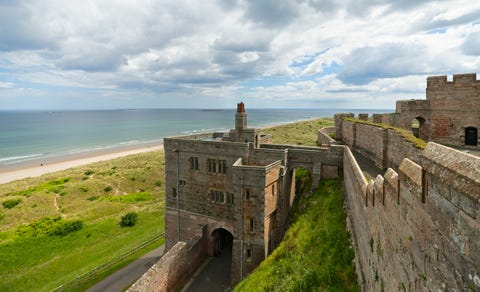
[[343, 142, 480, 291]]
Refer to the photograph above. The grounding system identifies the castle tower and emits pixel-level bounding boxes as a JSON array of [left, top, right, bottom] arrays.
[[235, 102, 247, 131]]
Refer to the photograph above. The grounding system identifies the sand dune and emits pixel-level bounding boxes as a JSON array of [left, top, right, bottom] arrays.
[[0, 145, 164, 185]]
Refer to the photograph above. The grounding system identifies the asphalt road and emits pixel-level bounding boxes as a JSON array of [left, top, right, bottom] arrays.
[[86, 244, 165, 292]]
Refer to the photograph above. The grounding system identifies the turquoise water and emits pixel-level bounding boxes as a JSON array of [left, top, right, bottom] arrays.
[[0, 108, 390, 169]]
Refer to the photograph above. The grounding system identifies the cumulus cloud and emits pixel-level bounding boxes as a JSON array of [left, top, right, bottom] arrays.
[[0, 0, 480, 109]]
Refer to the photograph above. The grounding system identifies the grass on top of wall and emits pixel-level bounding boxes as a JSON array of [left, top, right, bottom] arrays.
[[234, 178, 359, 292], [343, 117, 427, 149], [262, 118, 334, 146]]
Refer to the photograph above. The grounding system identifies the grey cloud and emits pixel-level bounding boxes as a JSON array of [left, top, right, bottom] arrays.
[[412, 9, 480, 32], [338, 43, 429, 85], [242, 0, 300, 27], [462, 31, 480, 56], [0, 3, 58, 51]]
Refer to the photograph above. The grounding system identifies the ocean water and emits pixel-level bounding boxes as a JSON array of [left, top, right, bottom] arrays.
[[0, 108, 390, 170]]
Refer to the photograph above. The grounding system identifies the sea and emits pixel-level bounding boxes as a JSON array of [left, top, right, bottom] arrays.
[[0, 108, 391, 170]]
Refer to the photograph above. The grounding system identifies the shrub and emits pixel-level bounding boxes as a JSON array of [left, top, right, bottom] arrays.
[[48, 220, 84, 236], [104, 186, 113, 192], [121, 212, 138, 227], [79, 186, 89, 192], [87, 196, 99, 201], [3, 199, 22, 209], [84, 170, 94, 175], [155, 180, 163, 187]]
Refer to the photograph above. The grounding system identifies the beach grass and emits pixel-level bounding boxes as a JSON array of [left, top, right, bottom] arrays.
[[0, 150, 165, 291], [262, 118, 334, 146]]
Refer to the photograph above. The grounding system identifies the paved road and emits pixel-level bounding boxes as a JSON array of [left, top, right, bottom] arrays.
[[183, 244, 233, 292], [86, 245, 165, 292]]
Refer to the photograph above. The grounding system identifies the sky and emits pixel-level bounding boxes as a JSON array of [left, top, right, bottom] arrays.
[[0, 0, 479, 110]]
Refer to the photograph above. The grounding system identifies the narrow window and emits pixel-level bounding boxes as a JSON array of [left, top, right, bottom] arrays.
[[249, 218, 254, 233], [207, 159, 216, 173], [246, 248, 252, 260], [218, 160, 227, 174], [271, 183, 275, 196], [244, 188, 251, 200], [190, 157, 199, 170], [172, 188, 177, 198]]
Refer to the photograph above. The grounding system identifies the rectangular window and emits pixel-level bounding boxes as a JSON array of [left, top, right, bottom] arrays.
[[172, 188, 177, 198], [207, 159, 216, 173], [226, 193, 234, 205], [246, 248, 252, 260], [210, 190, 225, 204], [218, 159, 227, 174], [271, 183, 275, 196], [190, 157, 199, 170], [244, 187, 251, 200], [249, 218, 254, 233]]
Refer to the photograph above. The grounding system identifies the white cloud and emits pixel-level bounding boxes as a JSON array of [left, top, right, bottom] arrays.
[[0, 0, 479, 109]]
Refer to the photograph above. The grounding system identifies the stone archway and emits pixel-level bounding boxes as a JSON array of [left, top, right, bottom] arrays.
[[465, 127, 478, 146], [411, 117, 426, 139], [211, 228, 234, 257]]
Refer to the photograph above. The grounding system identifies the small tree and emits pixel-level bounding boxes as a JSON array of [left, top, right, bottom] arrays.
[[121, 212, 138, 227]]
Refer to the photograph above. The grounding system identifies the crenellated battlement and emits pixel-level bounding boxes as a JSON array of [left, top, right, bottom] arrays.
[[427, 73, 479, 89], [342, 124, 480, 291]]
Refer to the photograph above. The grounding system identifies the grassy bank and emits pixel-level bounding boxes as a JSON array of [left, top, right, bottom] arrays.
[[0, 117, 336, 291], [263, 118, 334, 146], [0, 151, 165, 291], [235, 178, 359, 291]]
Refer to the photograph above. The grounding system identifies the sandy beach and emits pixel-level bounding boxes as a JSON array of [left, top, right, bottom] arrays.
[[0, 145, 164, 185]]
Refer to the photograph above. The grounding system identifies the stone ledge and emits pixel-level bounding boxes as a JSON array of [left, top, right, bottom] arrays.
[[422, 142, 480, 201]]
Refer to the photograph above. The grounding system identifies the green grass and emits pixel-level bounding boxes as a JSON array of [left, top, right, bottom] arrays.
[[262, 118, 334, 146], [0, 150, 165, 291], [344, 117, 427, 149], [235, 178, 359, 292]]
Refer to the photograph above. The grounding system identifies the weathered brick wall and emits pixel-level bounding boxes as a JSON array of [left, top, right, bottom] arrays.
[[128, 228, 207, 292], [317, 126, 336, 145], [354, 123, 387, 169], [395, 73, 480, 146], [337, 118, 422, 170], [385, 129, 422, 169], [343, 143, 480, 291]]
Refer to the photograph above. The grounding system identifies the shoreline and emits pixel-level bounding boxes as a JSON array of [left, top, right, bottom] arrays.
[[0, 144, 164, 185]]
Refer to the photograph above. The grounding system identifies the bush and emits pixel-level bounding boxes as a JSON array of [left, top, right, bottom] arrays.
[[3, 199, 22, 209], [104, 186, 113, 192], [48, 220, 84, 236], [155, 180, 163, 187], [121, 212, 138, 227]]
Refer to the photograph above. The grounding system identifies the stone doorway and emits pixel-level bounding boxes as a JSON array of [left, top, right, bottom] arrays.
[[211, 228, 233, 257], [465, 127, 478, 146]]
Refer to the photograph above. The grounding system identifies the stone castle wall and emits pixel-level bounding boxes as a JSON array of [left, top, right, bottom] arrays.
[[392, 73, 480, 146], [128, 227, 207, 292], [338, 118, 422, 170], [343, 141, 480, 291]]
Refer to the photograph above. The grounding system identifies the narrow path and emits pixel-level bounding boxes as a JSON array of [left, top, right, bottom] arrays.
[[183, 243, 233, 292], [352, 151, 384, 179], [86, 244, 165, 292]]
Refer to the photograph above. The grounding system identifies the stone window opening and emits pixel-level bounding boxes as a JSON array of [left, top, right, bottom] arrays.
[[171, 188, 177, 198], [246, 247, 252, 261], [465, 127, 478, 146], [190, 157, 199, 170], [218, 159, 227, 174], [226, 192, 235, 205], [207, 159, 217, 173], [210, 190, 225, 204], [271, 183, 275, 196], [249, 218, 255, 233], [243, 187, 251, 201]]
